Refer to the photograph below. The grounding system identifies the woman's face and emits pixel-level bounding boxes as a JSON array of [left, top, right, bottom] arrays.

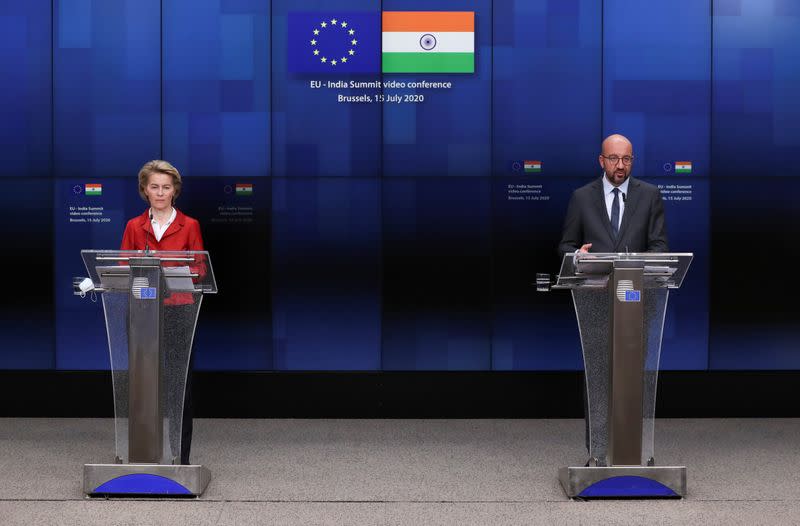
[[144, 172, 175, 212]]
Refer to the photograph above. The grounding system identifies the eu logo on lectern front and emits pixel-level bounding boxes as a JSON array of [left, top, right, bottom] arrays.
[[616, 280, 641, 302], [133, 287, 157, 300], [624, 290, 641, 302]]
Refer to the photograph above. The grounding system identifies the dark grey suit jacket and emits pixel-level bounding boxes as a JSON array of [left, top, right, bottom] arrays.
[[558, 176, 668, 258]]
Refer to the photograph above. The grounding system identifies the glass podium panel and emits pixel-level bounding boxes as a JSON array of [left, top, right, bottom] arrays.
[[572, 286, 671, 465], [97, 277, 203, 464], [162, 294, 202, 464], [79, 250, 213, 465], [642, 288, 669, 465], [556, 253, 692, 466], [572, 288, 610, 464], [102, 292, 130, 463]]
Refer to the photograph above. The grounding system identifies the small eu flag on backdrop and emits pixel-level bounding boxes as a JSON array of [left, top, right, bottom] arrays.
[[288, 12, 381, 73]]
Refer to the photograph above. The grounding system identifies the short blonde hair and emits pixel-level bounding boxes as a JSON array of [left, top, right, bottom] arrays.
[[137, 160, 183, 203]]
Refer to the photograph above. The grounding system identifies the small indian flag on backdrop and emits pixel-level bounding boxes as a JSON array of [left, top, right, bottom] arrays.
[[382, 12, 474, 73], [524, 160, 541, 173], [235, 183, 253, 196], [85, 183, 102, 196], [675, 161, 692, 174]]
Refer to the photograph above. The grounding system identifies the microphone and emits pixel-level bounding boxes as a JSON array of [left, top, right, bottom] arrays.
[[145, 209, 153, 253], [622, 192, 627, 203]]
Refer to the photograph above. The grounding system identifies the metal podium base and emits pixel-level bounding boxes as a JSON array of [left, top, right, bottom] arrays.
[[84, 464, 211, 496], [559, 466, 686, 498]]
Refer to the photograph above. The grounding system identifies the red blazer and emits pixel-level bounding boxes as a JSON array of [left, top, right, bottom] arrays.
[[121, 208, 204, 252], [121, 208, 206, 304]]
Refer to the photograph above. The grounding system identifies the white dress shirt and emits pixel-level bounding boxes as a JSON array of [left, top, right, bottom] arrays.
[[602, 174, 629, 231], [150, 207, 176, 242]]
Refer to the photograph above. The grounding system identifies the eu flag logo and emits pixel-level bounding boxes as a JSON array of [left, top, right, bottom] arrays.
[[624, 290, 641, 302], [288, 12, 380, 73]]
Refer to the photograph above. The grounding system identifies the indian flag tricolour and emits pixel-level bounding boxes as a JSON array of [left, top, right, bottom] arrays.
[[236, 183, 253, 196], [675, 161, 692, 174], [382, 12, 474, 73], [524, 160, 542, 173], [85, 183, 102, 196]]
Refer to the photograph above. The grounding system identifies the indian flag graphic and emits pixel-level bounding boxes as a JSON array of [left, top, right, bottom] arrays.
[[85, 183, 102, 196], [675, 161, 692, 174], [235, 183, 253, 196], [524, 160, 542, 173], [382, 12, 474, 73]]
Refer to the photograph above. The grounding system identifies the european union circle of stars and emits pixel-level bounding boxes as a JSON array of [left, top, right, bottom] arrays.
[[310, 17, 358, 67]]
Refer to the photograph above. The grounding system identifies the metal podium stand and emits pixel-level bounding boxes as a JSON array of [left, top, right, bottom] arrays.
[[549, 252, 692, 498], [75, 250, 217, 496]]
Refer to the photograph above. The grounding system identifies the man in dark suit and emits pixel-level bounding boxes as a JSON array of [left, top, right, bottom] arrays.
[[558, 134, 669, 461], [559, 134, 668, 256]]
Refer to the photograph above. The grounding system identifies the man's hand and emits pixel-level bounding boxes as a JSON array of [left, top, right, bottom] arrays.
[[579, 243, 592, 253]]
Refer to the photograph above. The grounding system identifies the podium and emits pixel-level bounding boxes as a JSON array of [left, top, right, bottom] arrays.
[[75, 250, 217, 496], [550, 252, 692, 498]]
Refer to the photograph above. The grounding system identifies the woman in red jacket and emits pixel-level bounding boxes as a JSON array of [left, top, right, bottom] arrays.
[[121, 160, 203, 465], [121, 160, 203, 254]]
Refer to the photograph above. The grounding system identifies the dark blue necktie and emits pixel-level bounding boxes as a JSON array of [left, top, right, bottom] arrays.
[[610, 187, 620, 238]]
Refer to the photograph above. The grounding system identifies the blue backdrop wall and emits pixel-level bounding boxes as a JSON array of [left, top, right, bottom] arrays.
[[1, 0, 797, 371]]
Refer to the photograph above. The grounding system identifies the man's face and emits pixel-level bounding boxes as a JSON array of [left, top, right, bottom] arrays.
[[598, 139, 633, 186]]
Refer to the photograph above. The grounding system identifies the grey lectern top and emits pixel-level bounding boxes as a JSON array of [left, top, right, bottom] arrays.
[[554, 252, 692, 291], [552, 252, 692, 499], [82, 250, 217, 294], [78, 250, 216, 496]]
